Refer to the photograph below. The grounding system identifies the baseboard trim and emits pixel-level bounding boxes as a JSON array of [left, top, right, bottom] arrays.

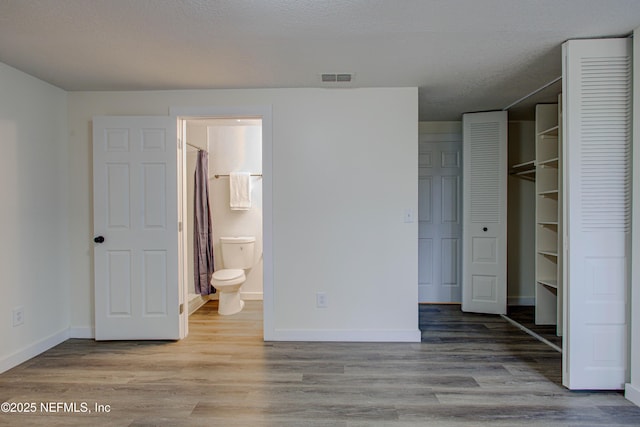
[[68, 326, 94, 339], [188, 295, 208, 315], [240, 291, 263, 301], [507, 296, 535, 306], [0, 328, 69, 374], [269, 328, 421, 342], [206, 292, 263, 301], [625, 383, 640, 407]]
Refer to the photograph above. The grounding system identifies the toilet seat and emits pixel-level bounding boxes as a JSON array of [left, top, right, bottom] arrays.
[[212, 269, 246, 287], [212, 269, 244, 281]]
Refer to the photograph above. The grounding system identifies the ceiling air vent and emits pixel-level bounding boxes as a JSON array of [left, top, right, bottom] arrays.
[[321, 73, 353, 83]]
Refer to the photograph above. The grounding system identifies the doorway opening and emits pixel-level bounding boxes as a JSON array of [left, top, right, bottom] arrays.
[[183, 117, 263, 313], [174, 106, 273, 341]]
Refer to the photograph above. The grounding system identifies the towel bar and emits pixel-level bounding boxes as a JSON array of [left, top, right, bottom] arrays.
[[214, 174, 262, 179]]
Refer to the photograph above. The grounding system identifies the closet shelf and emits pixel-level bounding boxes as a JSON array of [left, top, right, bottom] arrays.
[[538, 189, 559, 197], [511, 160, 535, 170], [538, 250, 558, 258], [538, 221, 559, 227], [537, 279, 558, 289], [509, 160, 536, 180], [538, 125, 559, 137], [538, 157, 559, 167]]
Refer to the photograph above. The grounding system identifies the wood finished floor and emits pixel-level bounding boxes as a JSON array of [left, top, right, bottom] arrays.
[[1, 302, 639, 427], [505, 305, 563, 348]]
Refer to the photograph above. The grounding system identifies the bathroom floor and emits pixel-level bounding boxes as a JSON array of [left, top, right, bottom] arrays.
[[0, 301, 637, 426]]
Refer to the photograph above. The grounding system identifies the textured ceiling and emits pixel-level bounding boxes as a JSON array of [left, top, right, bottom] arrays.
[[1, 0, 639, 120]]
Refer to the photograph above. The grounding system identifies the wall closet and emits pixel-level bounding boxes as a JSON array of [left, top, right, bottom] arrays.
[[510, 101, 563, 335], [466, 37, 632, 390]]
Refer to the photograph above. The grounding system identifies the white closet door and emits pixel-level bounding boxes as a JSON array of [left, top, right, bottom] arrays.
[[93, 116, 182, 340], [562, 38, 632, 390], [462, 111, 508, 314]]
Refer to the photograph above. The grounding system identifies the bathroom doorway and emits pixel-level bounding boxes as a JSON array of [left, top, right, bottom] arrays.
[[169, 105, 274, 341], [183, 118, 264, 315], [173, 106, 273, 340]]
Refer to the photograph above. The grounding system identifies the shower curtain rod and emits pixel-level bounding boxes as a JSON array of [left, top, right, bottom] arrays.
[[214, 174, 262, 178]]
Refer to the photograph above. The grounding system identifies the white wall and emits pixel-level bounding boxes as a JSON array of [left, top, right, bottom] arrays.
[[0, 63, 69, 372], [507, 121, 536, 305], [67, 88, 420, 341], [208, 122, 263, 300]]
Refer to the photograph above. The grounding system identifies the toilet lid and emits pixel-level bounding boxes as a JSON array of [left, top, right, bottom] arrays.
[[212, 269, 244, 281]]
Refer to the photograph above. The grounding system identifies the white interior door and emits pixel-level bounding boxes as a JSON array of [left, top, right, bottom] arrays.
[[462, 111, 508, 314], [419, 135, 462, 302], [562, 38, 631, 390], [93, 116, 182, 340]]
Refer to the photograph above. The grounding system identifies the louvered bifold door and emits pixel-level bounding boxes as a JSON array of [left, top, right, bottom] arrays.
[[462, 111, 508, 314], [562, 38, 632, 390]]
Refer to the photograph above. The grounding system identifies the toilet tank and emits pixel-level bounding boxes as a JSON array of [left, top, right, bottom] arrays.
[[219, 236, 256, 269]]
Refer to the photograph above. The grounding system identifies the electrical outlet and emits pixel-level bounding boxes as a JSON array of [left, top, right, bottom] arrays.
[[12, 306, 24, 327], [404, 208, 414, 223], [316, 292, 327, 308]]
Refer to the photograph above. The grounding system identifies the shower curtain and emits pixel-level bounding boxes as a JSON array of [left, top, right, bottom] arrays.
[[194, 150, 215, 295]]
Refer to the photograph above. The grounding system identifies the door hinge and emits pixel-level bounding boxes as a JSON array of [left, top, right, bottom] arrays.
[[178, 221, 183, 232], [179, 303, 184, 314]]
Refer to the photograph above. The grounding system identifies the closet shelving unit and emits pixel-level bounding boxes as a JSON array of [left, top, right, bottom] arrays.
[[534, 102, 562, 335], [509, 101, 563, 336]]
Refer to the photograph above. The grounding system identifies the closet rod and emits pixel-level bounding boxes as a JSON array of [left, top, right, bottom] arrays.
[[502, 76, 562, 111], [214, 174, 262, 179]]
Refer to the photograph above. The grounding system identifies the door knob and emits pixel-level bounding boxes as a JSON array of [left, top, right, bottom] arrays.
[[482, 227, 488, 232], [94, 236, 105, 243]]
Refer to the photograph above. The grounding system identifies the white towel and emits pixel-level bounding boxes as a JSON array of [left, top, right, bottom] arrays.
[[229, 172, 251, 210]]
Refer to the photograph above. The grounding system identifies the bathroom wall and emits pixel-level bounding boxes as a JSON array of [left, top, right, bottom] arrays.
[[208, 120, 263, 300], [0, 63, 70, 371]]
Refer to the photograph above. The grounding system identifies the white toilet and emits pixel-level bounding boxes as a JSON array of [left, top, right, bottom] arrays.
[[211, 236, 256, 315]]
